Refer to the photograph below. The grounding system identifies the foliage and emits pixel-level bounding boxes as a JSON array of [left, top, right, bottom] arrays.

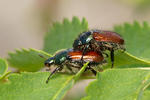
[[1, 17, 150, 100], [7, 48, 51, 72], [0, 72, 74, 100], [83, 69, 150, 100], [114, 21, 150, 62], [0, 58, 8, 79], [0, 62, 88, 100], [43, 16, 88, 54]]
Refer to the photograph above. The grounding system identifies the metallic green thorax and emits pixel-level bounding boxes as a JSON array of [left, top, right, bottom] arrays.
[[45, 49, 73, 66], [54, 50, 68, 65]]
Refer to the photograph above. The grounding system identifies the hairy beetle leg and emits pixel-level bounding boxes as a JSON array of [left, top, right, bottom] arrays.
[[46, 67, 62, 84], [110, 49, 114, 68]]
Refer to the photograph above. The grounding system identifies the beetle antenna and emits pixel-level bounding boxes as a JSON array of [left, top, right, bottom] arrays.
[[39, 54, 47, 59]]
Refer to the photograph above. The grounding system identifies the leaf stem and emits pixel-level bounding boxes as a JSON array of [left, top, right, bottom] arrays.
[[74, 62, 89, 82]]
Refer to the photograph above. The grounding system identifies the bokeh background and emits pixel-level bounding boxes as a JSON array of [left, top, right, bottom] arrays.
[[1, 0, 150, 58], [1, 0, 150, 99]]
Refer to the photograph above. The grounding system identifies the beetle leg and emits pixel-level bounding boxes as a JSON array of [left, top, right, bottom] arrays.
[[89, 67, 97, 75], [91, 69, 97, 75], [80, 45, 89, 65], [66, 63, 81, 69], [88, 65, 97, 75], [100, 51, 109, 58], [46, 66, 62, 84], [66, 65, 74, 73], [122, 48, 126, 53], [104, 53, 109, 58], [65, 63, 81, 73], [81, 46, 86, 60], [110, 49, 114, 68]]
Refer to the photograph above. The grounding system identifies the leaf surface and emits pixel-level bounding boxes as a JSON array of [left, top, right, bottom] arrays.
[[114, 21, 150, 62], [101, 21, 150, 69], [142, 90, 150, 100], [83, 69, 150, 100], [0, 62, 88, 100], [0, 58, 8, 79], [0, 72, 74, 100], [103, 51, 150, 69], [7, 48, 51, 72], [43, 16, 88, 54]]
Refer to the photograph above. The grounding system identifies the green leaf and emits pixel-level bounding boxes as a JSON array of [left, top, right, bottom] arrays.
[[83, 69, 150, 100], [103, 51, 150, 69], [43, 16, 88, 54], [114, 21, 150, 62], [103, 21, 150, 69], [0, 72, 74, 100], [0, 58, 8, 79], [142, 90, 150, 100], [0, 63, 88, 100], [7, 48, 51, 72], [74, 62, 89, 81]]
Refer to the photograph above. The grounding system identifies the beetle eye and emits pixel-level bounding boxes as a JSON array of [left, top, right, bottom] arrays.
[[78, 41, 82, 45], [44, 58, 54, 67], [49, 60, 54, 64]]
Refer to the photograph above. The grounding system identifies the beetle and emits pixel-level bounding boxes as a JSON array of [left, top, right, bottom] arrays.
[[44, 48, 106, 83], [73, 29, 125, 68]]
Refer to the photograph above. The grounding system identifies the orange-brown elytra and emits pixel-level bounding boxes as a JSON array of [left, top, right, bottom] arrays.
[[68, 51, 104, 63], [93, 31, 124, 45], [44, 48, 106, 83], [73, 29, 125, 68]]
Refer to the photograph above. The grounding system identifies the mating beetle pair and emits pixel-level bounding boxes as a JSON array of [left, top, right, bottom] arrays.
[[73, 29, 125, 68], [45, 29, 125, 83]]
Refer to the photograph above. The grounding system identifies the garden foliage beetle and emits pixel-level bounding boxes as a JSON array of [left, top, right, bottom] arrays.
[[44, 48, 106, 83], [73, 29, 125, 68]]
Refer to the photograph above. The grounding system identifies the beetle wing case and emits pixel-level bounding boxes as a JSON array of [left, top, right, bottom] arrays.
[[93, 30, 124, 45], [68, 50, 105, 64]]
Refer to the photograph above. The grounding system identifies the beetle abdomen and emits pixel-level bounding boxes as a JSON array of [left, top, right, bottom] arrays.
[[93, 30, 124, 45]]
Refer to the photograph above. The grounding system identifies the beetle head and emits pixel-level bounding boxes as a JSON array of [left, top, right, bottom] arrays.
[[44, 57, 55, 67], [73, 39, 82, 49]]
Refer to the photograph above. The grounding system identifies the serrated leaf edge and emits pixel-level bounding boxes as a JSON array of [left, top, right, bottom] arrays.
[[0, 58, 8, 79]]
